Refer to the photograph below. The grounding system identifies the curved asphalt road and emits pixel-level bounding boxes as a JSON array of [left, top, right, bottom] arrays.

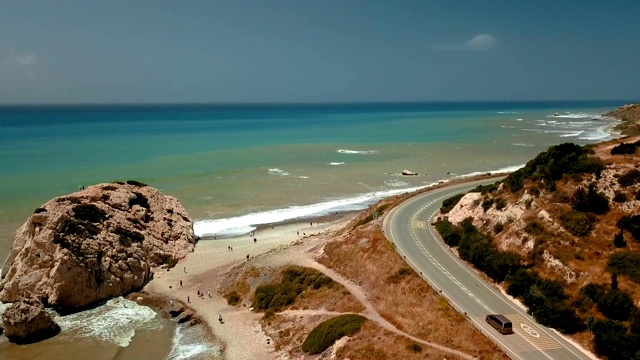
[[383, 179, 593, 360]]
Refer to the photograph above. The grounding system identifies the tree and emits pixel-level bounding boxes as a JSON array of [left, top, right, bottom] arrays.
[[614, 230, 627, 248]]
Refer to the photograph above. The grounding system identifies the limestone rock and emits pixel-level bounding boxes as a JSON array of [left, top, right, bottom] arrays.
[[2, 297, 60, 344], [0, 182, 195, 311], [402, 169, 418, 176]]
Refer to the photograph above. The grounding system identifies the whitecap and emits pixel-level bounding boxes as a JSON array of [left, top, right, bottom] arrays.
[[559, 131, 584, 137], [328, 162, 345, 166], [337, 149, 378, 155], [384, 180, 409, 188], [268, 168, 289, 176]]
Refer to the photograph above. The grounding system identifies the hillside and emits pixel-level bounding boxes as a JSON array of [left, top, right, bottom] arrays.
[[435, 114, 640, 358], [608, 103, 640, 136]]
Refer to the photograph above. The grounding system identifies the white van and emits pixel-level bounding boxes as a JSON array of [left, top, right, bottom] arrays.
[[486, 314, 514, 334]]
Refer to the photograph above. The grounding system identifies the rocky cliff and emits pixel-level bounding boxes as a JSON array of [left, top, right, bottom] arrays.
[[0, 181, 195, 311], [608, 103, 640, 136]]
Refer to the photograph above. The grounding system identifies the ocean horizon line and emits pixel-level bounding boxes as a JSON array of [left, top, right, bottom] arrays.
[[0, 99, 635, 108]]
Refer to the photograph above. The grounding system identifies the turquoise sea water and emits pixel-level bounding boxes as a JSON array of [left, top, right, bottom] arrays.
[[0, 100, 628, 359]]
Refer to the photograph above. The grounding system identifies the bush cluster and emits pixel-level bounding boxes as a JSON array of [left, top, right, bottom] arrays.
[[301, 314, 366, 354], [253, 266, 334, 312], [440, 193, 464, 214], [610, 140, 640, 155], [72, 204, 108, 223], [581, 283, 635, 321], [559, 209, 596, 237], [225, 290, 241, 305], [617, 215, 640, 241], [607, 251, 640, 284], [503, 143, 605, 191], [505, 269, 584, 334], [570, 183, 609, 214], [618, 169, 640, 187], [436, 218, 521, 283]]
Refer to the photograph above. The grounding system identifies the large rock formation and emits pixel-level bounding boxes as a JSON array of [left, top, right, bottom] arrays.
[[0, 181, 195, 311], [2, 297, 60, 344], [607, 103, 640, 135]]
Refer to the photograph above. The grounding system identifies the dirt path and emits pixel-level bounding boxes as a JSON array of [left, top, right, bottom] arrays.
[[286, 253, 477, 360]]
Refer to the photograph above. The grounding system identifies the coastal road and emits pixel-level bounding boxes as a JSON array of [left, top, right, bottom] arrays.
[[383, 179, 593, 360]]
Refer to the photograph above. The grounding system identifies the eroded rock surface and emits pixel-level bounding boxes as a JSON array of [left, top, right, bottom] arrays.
[[0, 182, 195, 311], [2, 297, 60, 344]]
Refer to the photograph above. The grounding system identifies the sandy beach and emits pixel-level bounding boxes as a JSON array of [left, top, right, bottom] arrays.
[[145, 215, 356, 360]]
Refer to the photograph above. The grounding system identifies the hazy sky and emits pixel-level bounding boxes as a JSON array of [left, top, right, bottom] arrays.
[[1, 1, 639, 104]]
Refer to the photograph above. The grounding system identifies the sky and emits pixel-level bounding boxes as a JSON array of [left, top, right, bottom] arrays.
[[1, 1, 639, 104]]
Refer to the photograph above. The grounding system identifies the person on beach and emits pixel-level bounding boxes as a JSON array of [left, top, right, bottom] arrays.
[[253, 238, 257, 243], [297, 231, 299, 236], [187, 296, 190, 303], [208, 291, 211, 298], [183, 267, 187, 273], [180, 280, 183, 287], [246, 254, 250, 261]]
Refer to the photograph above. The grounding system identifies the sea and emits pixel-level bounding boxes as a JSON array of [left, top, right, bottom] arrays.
[[0, 100, 630, 359]]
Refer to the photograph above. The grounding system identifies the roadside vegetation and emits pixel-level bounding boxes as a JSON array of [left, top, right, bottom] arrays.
[[434, 136, 640, 359], [301, 314, 366, 354]]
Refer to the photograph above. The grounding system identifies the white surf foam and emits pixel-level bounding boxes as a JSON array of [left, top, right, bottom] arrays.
[[456, 164, 525, 179], [337, 149, 379, 155], [384, 179, 409, 188], [328, 162, 345, 166], [194, 165, 524, 238], [167, 325, 220, 360], [56, 298, 158, 347]]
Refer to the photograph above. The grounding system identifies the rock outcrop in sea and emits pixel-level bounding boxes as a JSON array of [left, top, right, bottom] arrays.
[[2, 297, 60, 344], [0, 181, 195, 312]]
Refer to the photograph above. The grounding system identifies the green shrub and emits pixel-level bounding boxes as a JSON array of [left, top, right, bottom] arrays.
[[253, 266, 334, 312], [114, 226, 145, 246], [472, 183, 498, 195], [502, 143, 605, 191], [482, 197, 494, 211], [407, 342, 423, 353], [571, 183, 609, 214], [126, 180, 148, 187], [102, 185, 118, 191], [494, 197, 507, 211], [263, 309, 275, 319], [617, 215, 640, 241], [559, 209, 595, 237], [613, 191, 628, 203], [598, 290, 635, 321], [454, 218, 522, 283], [72, 204, 108, 223], [614, 231, 627, 248], [618, 169, 640, 186], [611, 141, 640, 155], [225, 291, 241, 305], [34, 207, 47, 214], [592, 320, 640, 359], [434, 219, 462, 246], [607, 251, 640, 284], [493, 223, 504, 234], [440, 193, 464, 214], [164, 255, 178, 269], [301, 314, 366, 355], [524, 220, 545, 235]]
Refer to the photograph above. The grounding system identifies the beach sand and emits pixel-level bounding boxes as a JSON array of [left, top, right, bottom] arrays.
[[144, 214, 356, 360]]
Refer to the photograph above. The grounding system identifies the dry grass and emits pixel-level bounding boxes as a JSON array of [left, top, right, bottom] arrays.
[[319, 219, 508, 359], [336, 321, 468, 360]]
